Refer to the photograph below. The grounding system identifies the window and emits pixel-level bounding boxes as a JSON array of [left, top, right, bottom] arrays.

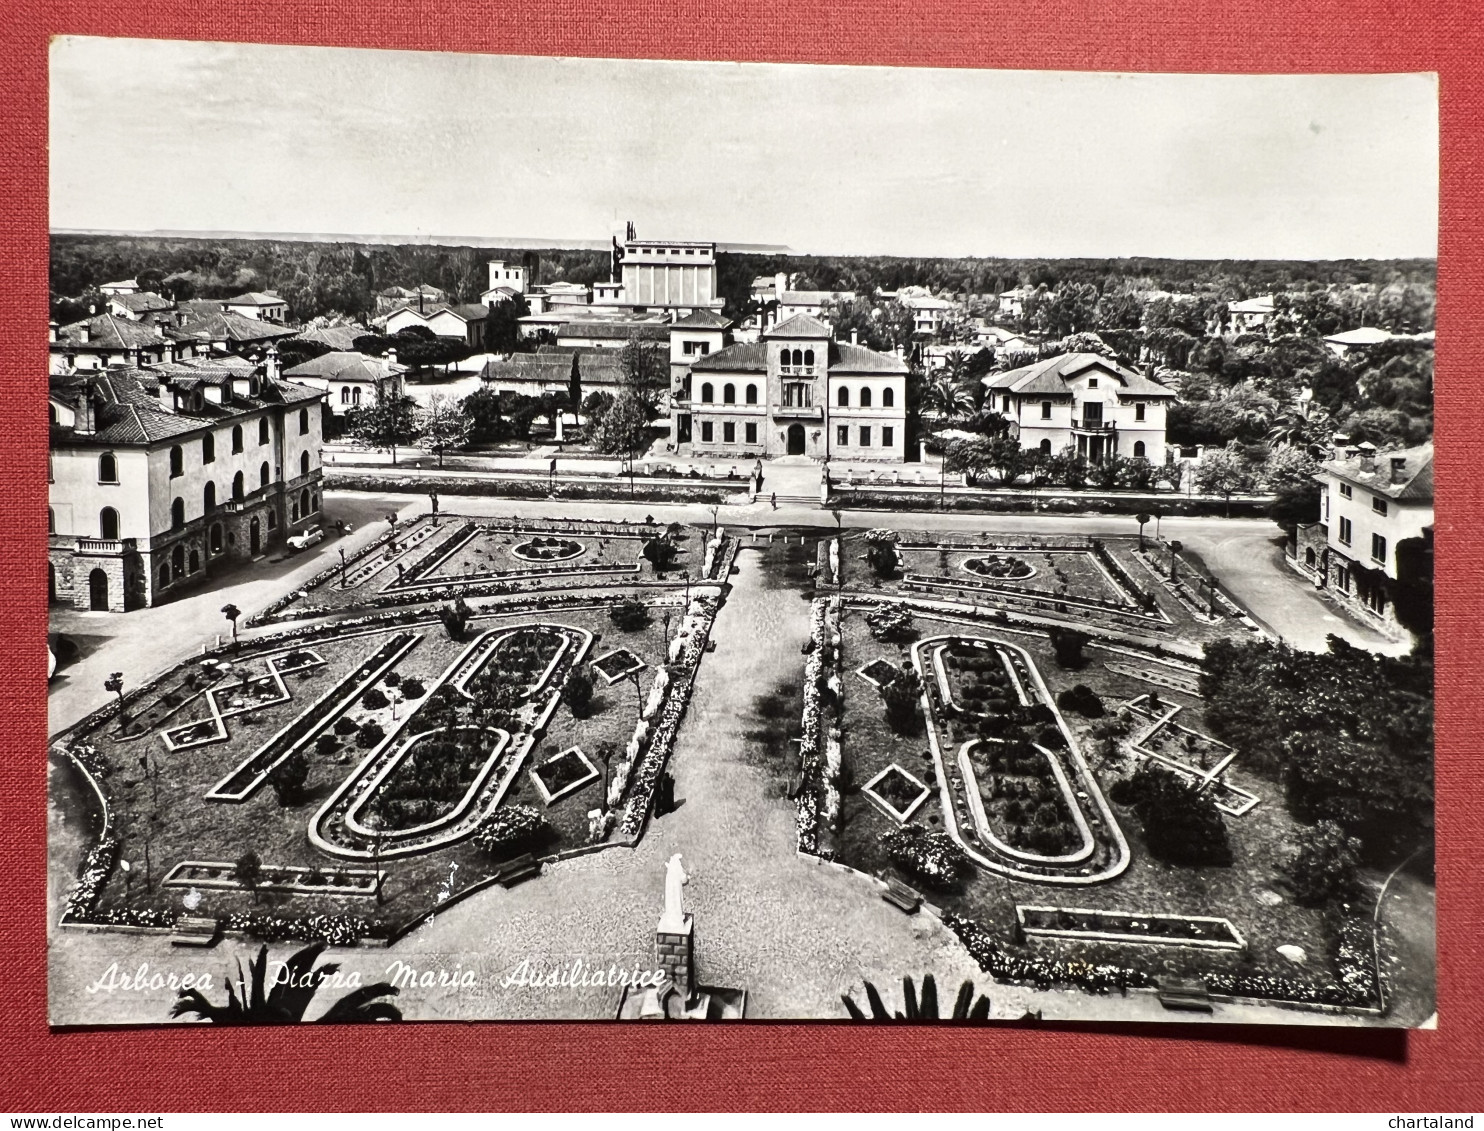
[[745, 422, 757, 444], [47, 507, 54, 534], [1001, 396, 1011, 413], [1372, 496, 1388, 516], [298, 408, 309, 435], [859, 426, 872, 447], [860, 387, 872, 408], [1135, 403, 1146, 422], [1088, 378, 1099, 389], [232, 471, 244, 501], [1339, 483, 1353, 499], [723, 384, 736, 405], [98, 452, 118, 483], [171, 498, 185, 530], [837, 425, 848, 447], [1041, 401, 1052, 419], [882, 388, 894, 408], [210, 523, 224, 554], [745, 384, 758, 405], [1133, 441, 1146, 459], [700, 383, 713, 404], [266, 511, 277, 531], [700, 421, 713, 442], [341, 387, 351, 404], [99, 507, 119, 540], [723, 422, 736, 443], [300, 489, 311, 516], [1039, 438, 1052, 455], [204, 482, 216, 513], [883, 426, 894, 448], [1371, 532, 1387, 564], [231, 425, 243, 453], [259, 418, 269, 445], [202, 434, 215, 463], [353, 387, 361, 405], [260, 461, 270, 489], [169, 445, 183, 478], [159, 563, 171, 588], [1336, 565, 1351, 593], [804, 349, 815, 368], [683, 341, 710, 357], [300, 451, 310, 477], [172, 545, 185, 577], [783, 383, 811, 408], [1338, 516, 1353, 546], [837, 386, 849, 407]]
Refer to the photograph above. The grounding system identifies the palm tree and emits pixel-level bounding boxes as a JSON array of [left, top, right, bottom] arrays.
[[171, 943, 402, 1025], [221, 603, 241, 645], [921, 375, 972, 422], [104, 671, 126, 718], [841, 974, 991, 1022]]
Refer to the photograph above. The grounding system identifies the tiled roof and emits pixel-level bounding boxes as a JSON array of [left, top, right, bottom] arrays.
[[556, 320, 669, 342], [985, 352, 1176, 398], [480, 350, 625, 386], [779, 290, 854, 306], [53, 313, 171, 351], [829, 341, 908, 375], [671, 310, 733, 330], [224, 291, 286, 305], [288, 324, 370, 351], [690, 342, 768, 372], [109, 291, 174, 315], [284, 351, 401, 382], [176, 311, 299, 345], [1322, 442, 1433, 503], [1323, 326, 1394, 346], [764, 314, 833, 340]]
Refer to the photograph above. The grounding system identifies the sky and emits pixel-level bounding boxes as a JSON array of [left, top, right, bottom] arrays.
[[49, 37, 1439, 260]]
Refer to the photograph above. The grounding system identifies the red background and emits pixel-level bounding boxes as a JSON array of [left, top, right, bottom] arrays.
[[1, 0, 1479, 1112]]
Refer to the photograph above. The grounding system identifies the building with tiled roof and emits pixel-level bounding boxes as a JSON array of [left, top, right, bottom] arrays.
[[282, 350, 406, 419], [106, 290, 174, 321], [555, 319, 670, 349], [286, 323, 372, 352], [48, 360, 327, 612], [984, 352, 1175, 464], [49, 313, 203, 374], [1292, 441, 1434, 637], [384, 303, 490, 349], [478, 348, 625, 399], [172, 309, 299, 353], [223, 291, 290, 322], [674, 314, 907, 461]]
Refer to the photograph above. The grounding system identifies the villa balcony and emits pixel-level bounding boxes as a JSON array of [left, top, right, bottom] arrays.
[[1072, 419, 1117, 434], [74, 537, 136, 556], [778, 366, 819, 378], [772, 403, 823, 420]]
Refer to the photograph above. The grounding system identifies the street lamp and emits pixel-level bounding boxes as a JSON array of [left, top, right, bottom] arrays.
[[339, 547, 347, 588]]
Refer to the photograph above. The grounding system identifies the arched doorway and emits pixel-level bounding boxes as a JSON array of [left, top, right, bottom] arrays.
[[786, 423, 806, 456], [250, 516, 261, 555], [48, 562, 56, 603], [88, 568, 109, 611]]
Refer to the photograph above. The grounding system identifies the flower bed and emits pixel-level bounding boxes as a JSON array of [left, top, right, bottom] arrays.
[[161, 860, 382, 897], [512, 536, 585, 563], [529, 746, 600, 805], [963, 554, 1036, 581], [592, 648, 645, 685], [855, 657, 902, 689], [1016, 905, 1246, 949], [862, 763, 931, 823]]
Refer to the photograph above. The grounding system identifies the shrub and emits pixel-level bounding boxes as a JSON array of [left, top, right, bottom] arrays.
[[1284, 820, 1364, 906], [356, 720, 385, 749], [880, 825, 969, 890], [1047, 626, 1090, 669], [472, 804, 553, 857], [609, 598, 650, 632], [269, 749, 311, 806], [333, 716, 359, 736], [563, 667, 595, 719], [1057, 684, 1105, 718], [865, 602, 915, 642], [314, 734, 338, 756], [400, 677, 426, 698], [1118, 763, 1232, 866], [383, 672, 401, 687], [361, 688, 390, 710], [882, 669, 925, 735], [439, 597, 472, 641], [866, 541, 900, 580]]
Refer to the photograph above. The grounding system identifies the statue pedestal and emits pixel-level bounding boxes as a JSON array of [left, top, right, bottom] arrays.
[[655, 915, 694, 997]]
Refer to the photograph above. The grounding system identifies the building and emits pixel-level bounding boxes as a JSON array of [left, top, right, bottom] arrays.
[[480, 261, 527, 302], [98, 278, 141, 296], [997, 286, 1035, 321], [222, 292, 290, 322], [171, 309, 300, 357], [478, 348, 625, 400], [897, 290, 959, 336], [668, 311, 733, 412], [106, 291, 174, 322], [49, 314, 202, 374], [607, 227, 724, 314], [281, 350, 407, 418], [48, 363, 328, 612], [983, 352, 1175, 463], [529, 282, 593, 313], [375, 285, 447, 318], [555, 319, 670, 351], [385, 303, 490, 349], [285, 323, 371, 353], [1227, 295, 1275, 335], [1293, 441, 1434, 634], [677, 314, 907, 461], [1322, 326, 1395, 357]]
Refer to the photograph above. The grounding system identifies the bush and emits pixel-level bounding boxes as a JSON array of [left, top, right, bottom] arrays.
[[361, 688, 390, 710], [383, 671, 401, 687], [357, 720, 385, 749], [1047, 626, 1089, 669], [472, 804, 553, 857], [865, 602, 915, 642], [315, 734, 338, 756], [333, 716, 359, 736], [439, 597, 472, 641], [400, 677, 426, 698], [880, 825, 969, 890], [563, 667, 595, 719], [881, 669, 924, 735], [1117, 763, 1232, 866], [1056, 684, 1104, 717], [866, 541, 899, 580], [1284, 820, 1364, 906], [609, 598, 650, 632]]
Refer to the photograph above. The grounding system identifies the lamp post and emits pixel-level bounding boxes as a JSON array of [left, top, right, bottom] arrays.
[[339, 547, 347, 588], [1169, 539, 1183, 583]]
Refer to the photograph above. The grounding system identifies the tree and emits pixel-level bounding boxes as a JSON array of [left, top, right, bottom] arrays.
[[1284, 820, 1364, 906], [483, 292, 530, 355], [567, 353, 582, 420], [1056, 684, 1104, 718], [171, 943, 401, 1025], [590, 390, 653, 463], [221, 603, 241, 644], [233, 851, 263, 903], [104, 671, 126, 717], [641, 537, 678, 574], [842, 974, 991, 1022], [1111, 763, 1232, 866], [921, 375, 973, 421], [610, 598, 650, 632], [881, 669, 924, 735], [417, 393, 471, 469], [346, 389, 419, 466], [1135, 512, 1151, 550], [439, 597, 471, 641], [1392, 529, 1434, 646], [617, 336, 668, 417], [1194, 448, 1255, 516], [460, 386, 512, 445], [563, 667, 595, 719], [269, 748, 310, 806], [1047, 626, 1089, 669]]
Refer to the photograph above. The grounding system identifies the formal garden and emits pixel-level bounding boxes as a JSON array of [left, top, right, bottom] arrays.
[[796, 529, 1416, 1015], [53, 518, 737, 948]]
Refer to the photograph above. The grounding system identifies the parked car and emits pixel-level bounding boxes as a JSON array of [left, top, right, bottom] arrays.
[[287, 526, 325, 552]]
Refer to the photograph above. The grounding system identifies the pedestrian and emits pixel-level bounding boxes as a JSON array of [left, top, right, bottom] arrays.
[[770, 492, 777, 509]]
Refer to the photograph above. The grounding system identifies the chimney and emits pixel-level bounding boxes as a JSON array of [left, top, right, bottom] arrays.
[[1357, 441, 1377, 472], [74, 389, 97, 435], [157, 372, 176, 414], [264, 345, 281, 381], [48, 321, 57, 343], [1390, 456, 1409, 485], [176, 309, 188, 327], [1329, 432, 1351, 460], [850, 329, 859, 346], [79, 323, 91, 344], [386, 348, 398, 371]]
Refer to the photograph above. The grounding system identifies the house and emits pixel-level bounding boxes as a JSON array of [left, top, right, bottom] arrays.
[[106, 291, 174, 322], [98, 278, 141, 296], [607, 231, 725, 314], [554, 319, 669, 351], [983, 352, 1176, 464], [1293, 440, 1434, 635], [49, 314, 202, 374], [529, 282, 592, 312], [973, 324, 1034, 354], [1227, 295, 1275, 335], [997, 287, 1035, 321], [375, 285, 447, 318], [480, 261, 527, 303], [385, 303, 490, 349], [668, 311, 734, 416], [285, 323, 371, 353], [48, 362, 327, 611], [776, 289, 856, 325], [1322, 326, 1395, 357], [678, 314, 908, 461], [478, 348, 625, 400], [222, 292, 289, 322], [170, 309, 299, 356], [897, 290, 959, 336], [281, 351, 407, 420], [922, 343, 989, 373]]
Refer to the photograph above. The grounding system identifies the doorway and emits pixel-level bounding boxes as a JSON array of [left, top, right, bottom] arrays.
[[786, 423, 806, 456], [88, 568, 109, 611], [250, 516, 261, 556]]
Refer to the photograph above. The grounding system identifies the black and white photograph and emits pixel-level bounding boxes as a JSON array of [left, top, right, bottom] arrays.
[[45, 37, 1436, 1028]]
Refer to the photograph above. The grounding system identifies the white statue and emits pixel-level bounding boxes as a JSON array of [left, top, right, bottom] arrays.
[[660, 852, 688, 931]]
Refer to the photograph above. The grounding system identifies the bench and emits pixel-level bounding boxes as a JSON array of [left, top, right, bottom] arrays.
[[881, 878, 922, 914], [497, 854, 541, 888], [1157, 979, 1213, 1012], [170, 915, 221, 948]]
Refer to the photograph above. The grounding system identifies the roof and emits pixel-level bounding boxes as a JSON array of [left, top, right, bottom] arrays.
[[175, 311, 298, 345], [898, 293, 957, 311], [779, 290, 854, 306], [108, 291, 173, 315], [556, 320, 669, 342], [1323, 326, 1394, 346], [288, 324, 370, 351], [690, 338, 906, 376], [1321, 442, 1433, 503], [479, 350, 625, 386], [985, 352, 1177, 398], [283, 352, 402, 382], [100, 278, 138, 290], [53, 313, 171, 351], [670, 310, 733, 330], [388, 302, 491, 324], [690, 342, 769, 373], [223, 291, 285, 306], [1228, 295, 1275, 314], [379, 284, 445, 298], [764, 314, 833, 340], [829, 341, 908, 375]]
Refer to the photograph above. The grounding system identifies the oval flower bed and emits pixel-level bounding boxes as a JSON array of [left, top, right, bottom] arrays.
[[963, 554, 1035, 581], [511, 536, 585, 563]]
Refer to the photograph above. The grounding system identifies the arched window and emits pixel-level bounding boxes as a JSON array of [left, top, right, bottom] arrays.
[[352, 387, 362, 405], [340, 387, 351, 404], [860, 387, 873, 408], [700, 383, 713, 404], [745, 384, 758, 405], [231, 425, 243, 453], [260, 461, 270, 489], [299, 451, 310, 477], [171, 498, 185, 530], [47, 507, 54, 534], [202, 434, 215, 464], [723, 384, 736, 405], [159, 562, 171, 588], [299, 408, 309, 435], [203, 482, 216, 513], [189, 549, 200, 572], [171, 545, 185, 577], [882, 388, 895, 408], [300, 488, 311, 517], [1304, 547, 1317, 568], [99, 507, 119, 540], [837, 386, 849, 407], [1039, 438, 1052, 455], [169, 445, 183, 478], [209, 523, 224, 554], [291, 499, 300, 522], [791, 349, 804, 367], [258, 418, 269, 445], [267, 511, 277, 530], [98, 452, 118, 483], [1133, 440, 1146, 459], [310, 492, 319, 513], [803, 349, 815, 368], [232, 471, 244, 500]]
